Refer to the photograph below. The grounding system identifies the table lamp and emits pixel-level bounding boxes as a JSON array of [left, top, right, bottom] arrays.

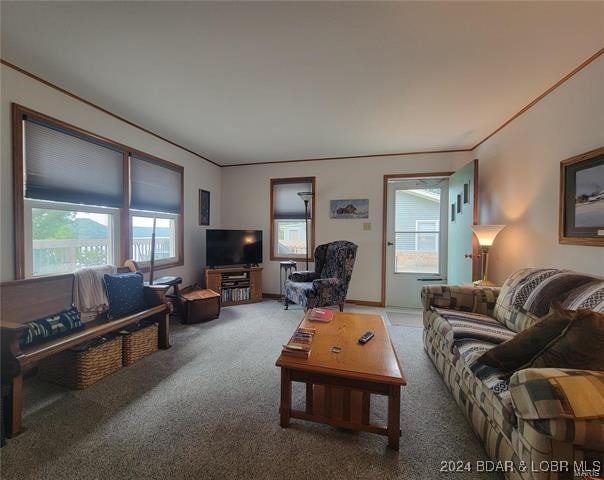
[[470, 225, 505, 286]]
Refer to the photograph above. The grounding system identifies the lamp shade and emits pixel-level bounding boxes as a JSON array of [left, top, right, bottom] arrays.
[[471, 225, 505, 247], [297, 191, 314, 203]]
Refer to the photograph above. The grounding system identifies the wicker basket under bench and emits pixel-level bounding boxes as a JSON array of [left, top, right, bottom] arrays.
[[40, 336, 124, 389], [0, 274, 171, 438], [122, 323, 159, 366], [40, 322, 159, 388]]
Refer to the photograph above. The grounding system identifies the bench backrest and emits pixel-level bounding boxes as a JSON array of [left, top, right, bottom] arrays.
[[0, 274, 74, 324]]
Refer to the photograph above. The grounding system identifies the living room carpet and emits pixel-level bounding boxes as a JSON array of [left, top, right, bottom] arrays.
[[1, 301, 501, 480], [385, 308, 424, 328]]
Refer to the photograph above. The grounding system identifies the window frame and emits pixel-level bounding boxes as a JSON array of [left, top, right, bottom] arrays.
[[12, 103, 184, 279], [269, 177, 316, 262], [130, 210, 180, 267]]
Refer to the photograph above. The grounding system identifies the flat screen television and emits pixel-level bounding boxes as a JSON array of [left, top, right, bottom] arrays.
[[206, 229, 263, 267]]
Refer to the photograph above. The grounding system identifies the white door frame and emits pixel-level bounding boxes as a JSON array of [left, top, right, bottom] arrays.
[[380, 172, 453, 307]]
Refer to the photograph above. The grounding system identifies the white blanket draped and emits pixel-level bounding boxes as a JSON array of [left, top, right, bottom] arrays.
[[73, 265, 117, 322]]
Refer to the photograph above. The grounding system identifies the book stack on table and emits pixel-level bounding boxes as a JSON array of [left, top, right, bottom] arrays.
[[307, 308, 335, 323], [281, 327, 316, 359]]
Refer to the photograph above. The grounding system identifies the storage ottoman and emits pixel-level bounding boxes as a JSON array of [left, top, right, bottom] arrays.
[[180, 289, 221, 323]]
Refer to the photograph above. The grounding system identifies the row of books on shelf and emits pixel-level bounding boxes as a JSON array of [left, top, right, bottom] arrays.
[[281, 327, 316, 359], [221, 287, 249, 303]]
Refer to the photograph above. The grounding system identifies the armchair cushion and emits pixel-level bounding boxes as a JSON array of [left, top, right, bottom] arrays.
[[289, 271, 319, 283], [103, 272, 146, 319]]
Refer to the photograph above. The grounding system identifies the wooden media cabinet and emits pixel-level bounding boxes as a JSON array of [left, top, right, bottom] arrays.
[[205, 266, 263, 306]]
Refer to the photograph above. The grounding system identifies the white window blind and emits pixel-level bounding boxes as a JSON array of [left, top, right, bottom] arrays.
[[24, 119, 123, 208], [273, 181, 313, 220], [130, 155, 182, 214]]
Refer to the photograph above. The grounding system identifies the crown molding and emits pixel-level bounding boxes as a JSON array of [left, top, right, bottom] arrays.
[[3, 47, 603, 168], [0, 59, 220, 167]]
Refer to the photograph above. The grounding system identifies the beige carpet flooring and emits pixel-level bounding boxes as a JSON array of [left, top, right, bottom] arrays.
[[384, 308, 424, 328], [1, 301, 501, 480]]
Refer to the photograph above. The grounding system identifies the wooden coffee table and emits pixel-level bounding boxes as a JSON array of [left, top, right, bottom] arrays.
[[276, 311, 406, 449]]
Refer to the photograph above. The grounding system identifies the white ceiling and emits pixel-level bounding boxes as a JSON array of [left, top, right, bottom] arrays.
[[2, 2, 603, 166]]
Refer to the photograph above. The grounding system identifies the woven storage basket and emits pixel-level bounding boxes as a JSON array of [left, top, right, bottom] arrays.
[[122, 323, 158, 366], [39, 336, 123, 389]]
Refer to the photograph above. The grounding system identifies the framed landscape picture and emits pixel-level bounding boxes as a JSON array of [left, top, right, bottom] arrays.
[[559, 146, 604, 246], [199, 189, 210, 226], [329, 199, 369, 219]]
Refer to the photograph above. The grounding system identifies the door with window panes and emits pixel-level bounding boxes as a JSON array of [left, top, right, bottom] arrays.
[[385, 178, 448, 308]]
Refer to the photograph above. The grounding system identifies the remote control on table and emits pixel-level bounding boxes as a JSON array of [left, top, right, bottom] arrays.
[[358, 331, 375, 344]]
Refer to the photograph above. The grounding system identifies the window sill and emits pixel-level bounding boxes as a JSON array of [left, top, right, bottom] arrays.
[[135, 258, 184, 273], [270, 255, 312, 262]]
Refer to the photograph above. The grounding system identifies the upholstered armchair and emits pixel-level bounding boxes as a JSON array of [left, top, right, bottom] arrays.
[[284, 241, 358, 311]]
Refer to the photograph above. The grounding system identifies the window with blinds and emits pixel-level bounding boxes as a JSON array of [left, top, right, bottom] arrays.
[[270, 177, 315, 260], [14, 105, 185, 278]]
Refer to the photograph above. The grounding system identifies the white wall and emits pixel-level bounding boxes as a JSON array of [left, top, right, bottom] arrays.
[[0, 65, 221, 285], [466, 57, 604, 284], [221, 152, 472, 302]]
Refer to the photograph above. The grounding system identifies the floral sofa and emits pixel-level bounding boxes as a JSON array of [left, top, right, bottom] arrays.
[[422, 268, 604, 480], [284, 240, 357, 311]]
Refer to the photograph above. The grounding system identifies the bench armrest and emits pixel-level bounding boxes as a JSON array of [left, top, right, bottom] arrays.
[[421, 285, 500, 315], [1, 324, 26, 376], [144, 284, 170, 308], [289, 271, 318, 283], [510, 368, 604, 446]]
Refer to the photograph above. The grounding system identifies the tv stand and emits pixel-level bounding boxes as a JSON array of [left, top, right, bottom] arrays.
[[205, 266, 263, 306]]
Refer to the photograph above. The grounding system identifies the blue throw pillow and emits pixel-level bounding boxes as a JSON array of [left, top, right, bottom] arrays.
[[20, 306, 83, 348], [103, 272, 146, 319]]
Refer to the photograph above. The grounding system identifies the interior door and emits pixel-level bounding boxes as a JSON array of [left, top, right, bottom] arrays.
[[447, 159, 480, 284], [385, 178, 448, 308]]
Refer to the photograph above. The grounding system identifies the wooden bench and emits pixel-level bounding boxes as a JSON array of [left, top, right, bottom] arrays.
[[0, 273, 171, 437]]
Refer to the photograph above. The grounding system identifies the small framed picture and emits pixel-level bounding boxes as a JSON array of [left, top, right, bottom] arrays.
[[199, 189, 210, 226], [559, 147, 604, 245], [463, 183, 470, 204], [451, 203, 456, 222], [456, 194, 462, 214]]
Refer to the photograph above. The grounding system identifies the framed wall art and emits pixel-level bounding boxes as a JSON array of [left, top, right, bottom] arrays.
[[329, 198, 369, 219], [559, 146, 604, 246], [199, 189, 210, 226]]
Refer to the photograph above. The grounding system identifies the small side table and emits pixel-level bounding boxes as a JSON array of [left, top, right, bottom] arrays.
[[279, 261, 297, 302]]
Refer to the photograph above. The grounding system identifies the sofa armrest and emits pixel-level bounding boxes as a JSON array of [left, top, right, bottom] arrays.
[[312, 277, 341, 290], [420, 284, 500, 315], [510, 368, 604, 446], [289, 271, 319, 282]]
